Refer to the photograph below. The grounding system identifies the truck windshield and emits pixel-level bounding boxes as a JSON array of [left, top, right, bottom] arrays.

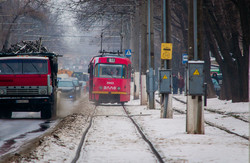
[[0, 59, 48, 74], [94, 64, 127, 78]]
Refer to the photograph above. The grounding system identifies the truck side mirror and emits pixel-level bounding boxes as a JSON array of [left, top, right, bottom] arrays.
[[54, 64, 58, 73]]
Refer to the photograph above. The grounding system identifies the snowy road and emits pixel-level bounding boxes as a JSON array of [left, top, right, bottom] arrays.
[[0, 112, 52, 156], [0, 98, 75, 157]]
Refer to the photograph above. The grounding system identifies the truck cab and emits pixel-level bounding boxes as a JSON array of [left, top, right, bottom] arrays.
[[0, 53, 59, 119]]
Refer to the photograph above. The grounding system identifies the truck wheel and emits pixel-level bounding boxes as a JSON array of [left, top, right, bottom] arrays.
[[41, 105, 52, 119]]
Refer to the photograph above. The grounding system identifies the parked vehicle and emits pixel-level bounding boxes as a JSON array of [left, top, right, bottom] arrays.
[[69, 77, 81, 98], [71, 71, 89, 82], [0, 52, 59, 119]]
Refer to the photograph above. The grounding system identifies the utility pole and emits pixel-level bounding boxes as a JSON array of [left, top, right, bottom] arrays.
[[147, 0, 155, 109], [120, 14, 124, 53], [100, 32, 103, 52], [160, 0, 173, 118], [140, 1, 148, 105], [131, 5, 140, 100], [186, 0, 204, 134]]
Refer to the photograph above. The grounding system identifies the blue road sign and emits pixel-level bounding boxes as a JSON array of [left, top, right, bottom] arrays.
[[182, 53, 188, 64], [125, 49, 132, 57]]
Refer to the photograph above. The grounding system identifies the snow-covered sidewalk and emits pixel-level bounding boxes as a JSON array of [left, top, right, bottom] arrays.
[[126, 95, 249, 162]]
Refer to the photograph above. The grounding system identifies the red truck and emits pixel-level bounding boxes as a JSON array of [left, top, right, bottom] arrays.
[[0, 52, 59, 119]]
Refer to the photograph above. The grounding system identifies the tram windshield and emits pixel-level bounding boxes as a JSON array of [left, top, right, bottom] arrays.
[[94, 64, 127, 78]]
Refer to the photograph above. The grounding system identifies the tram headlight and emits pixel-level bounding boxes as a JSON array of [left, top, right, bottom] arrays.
[[99, 86, 103, 90], [117, 87, 121, 91], [0, 89, 6, 95]]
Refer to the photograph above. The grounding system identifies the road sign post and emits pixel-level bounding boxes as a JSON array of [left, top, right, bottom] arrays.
[[160, 43, 173, 118]]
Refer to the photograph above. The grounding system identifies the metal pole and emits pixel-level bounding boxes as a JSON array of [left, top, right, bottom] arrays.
[[193, 0, 198, 60], [120, 14, 123, 53], [163, 0, 166, 43], [148, 0, 151, 68], [101, 32, 103, 52], [162, 0, 169, 117], [148, 0, 153, 109], [121, 35, 123, 53], [163, 0, 169, 118], [163, 0, 167, 69], [204, 83, 207, 106]]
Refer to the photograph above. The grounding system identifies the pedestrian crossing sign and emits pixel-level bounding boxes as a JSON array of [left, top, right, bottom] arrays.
[[125, 49, 132, 57]]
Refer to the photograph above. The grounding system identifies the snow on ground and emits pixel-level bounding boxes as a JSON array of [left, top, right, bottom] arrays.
[[79, 105, 156, 163], [126, 95, 249, 162], [7, 95, 249, 163]]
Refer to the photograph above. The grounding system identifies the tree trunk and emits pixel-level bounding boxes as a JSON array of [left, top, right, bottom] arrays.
[[203, 39, 216, 98], [237, 0, 249, 102]]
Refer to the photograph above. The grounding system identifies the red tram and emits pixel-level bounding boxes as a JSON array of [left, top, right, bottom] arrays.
[[88, 51, 131, 104]]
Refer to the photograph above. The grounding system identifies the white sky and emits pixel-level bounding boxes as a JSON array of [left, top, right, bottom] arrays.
[[48, 0, 101, 56]]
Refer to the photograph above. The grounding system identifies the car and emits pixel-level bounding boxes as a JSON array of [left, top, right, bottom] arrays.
[[69, 77, 81, 97], [58, 79, 77, 100], [79, 81, 87, 93], [212, 78, 221, 96]]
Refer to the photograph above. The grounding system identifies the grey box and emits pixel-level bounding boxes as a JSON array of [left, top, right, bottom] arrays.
[[159, 69, 172, 93], [187, 61, 204, 95]]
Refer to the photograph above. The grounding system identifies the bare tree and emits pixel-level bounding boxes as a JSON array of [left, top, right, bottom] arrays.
[[65, 0, 249, 102], [203, 0, 249, 102], [0, 0, 64, 52]]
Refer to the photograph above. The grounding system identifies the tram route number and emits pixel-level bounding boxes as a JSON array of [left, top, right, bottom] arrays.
[[107, 58, 115, 63]]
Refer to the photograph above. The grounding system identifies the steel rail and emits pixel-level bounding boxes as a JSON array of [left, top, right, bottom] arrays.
[[71, 106, 96, 163], [172, 97, 249, 123], [122, 105, 165, 163], [157, 98, 249, 141]]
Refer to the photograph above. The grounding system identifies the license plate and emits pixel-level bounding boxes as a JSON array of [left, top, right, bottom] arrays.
[[16, 100, 29, 103]]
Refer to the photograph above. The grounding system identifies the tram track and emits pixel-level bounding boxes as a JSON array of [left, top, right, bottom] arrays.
[[71, 106, 96, 163], [122, 105, 165, 163], [172, 97, 249, 123], [71, 104, 165, 163], [157, 97, 249, 140]]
